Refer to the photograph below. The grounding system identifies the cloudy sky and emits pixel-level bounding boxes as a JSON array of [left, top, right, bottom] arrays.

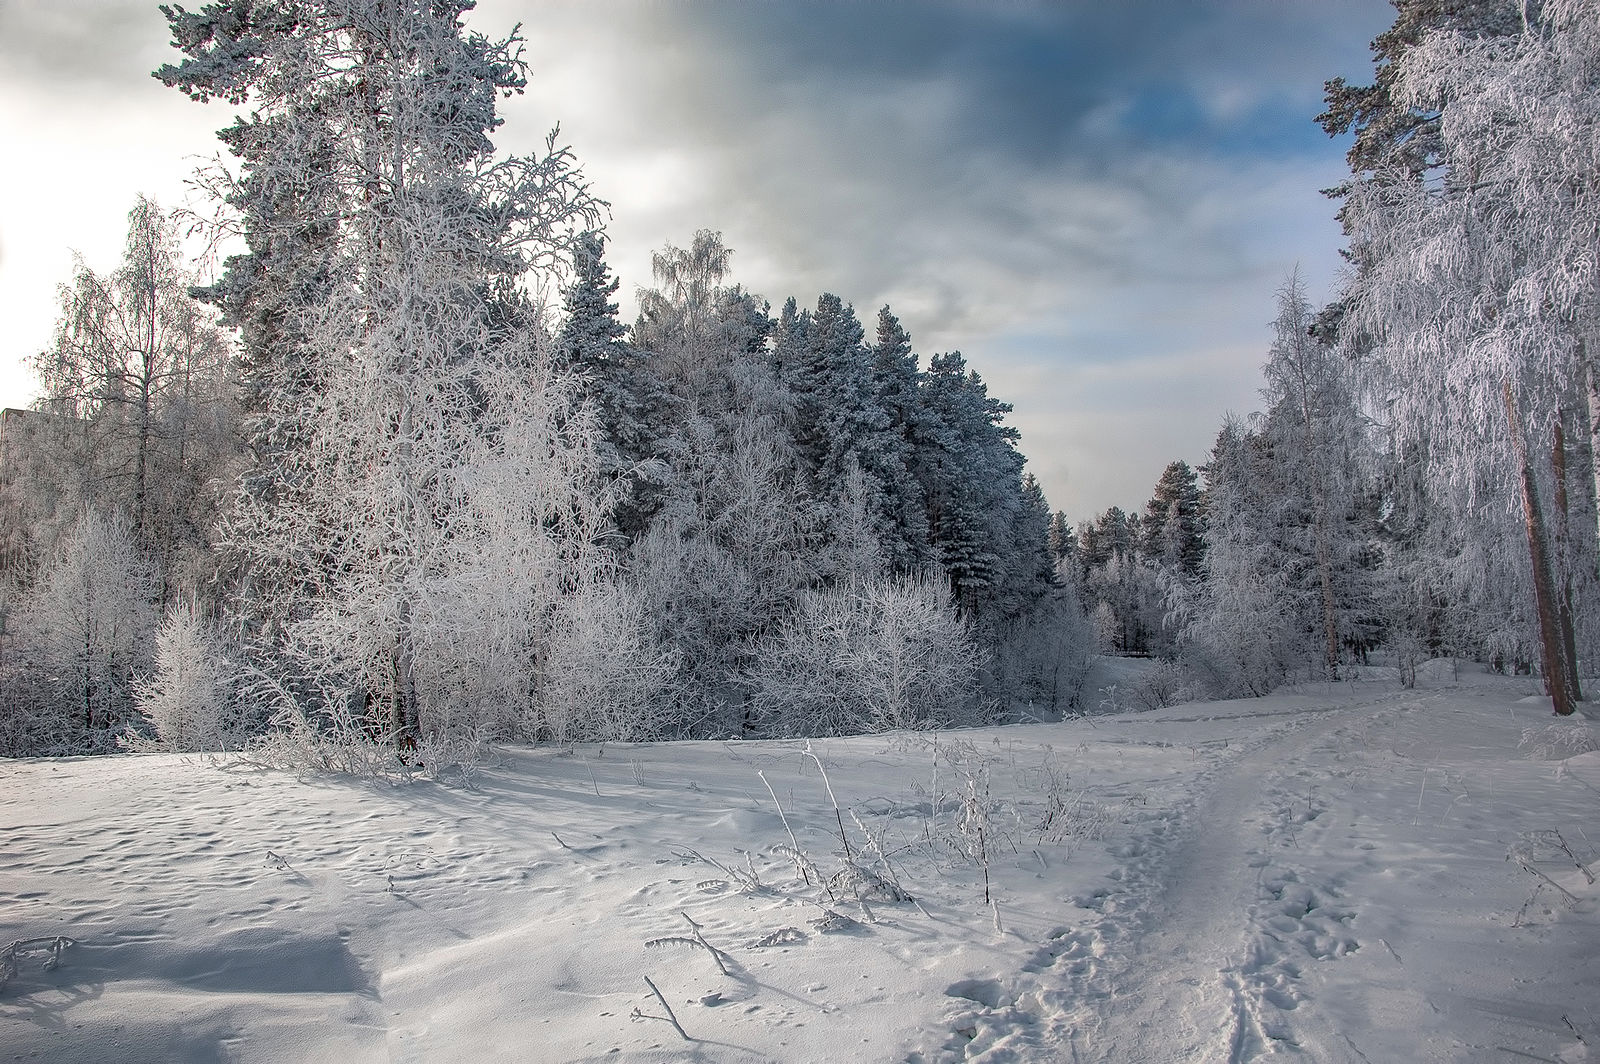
[[0, 0, 1394, 520]]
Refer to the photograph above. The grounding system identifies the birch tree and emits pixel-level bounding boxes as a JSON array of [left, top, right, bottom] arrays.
[[1339, 0, 1599, 712], [29, 198, 237, 589]]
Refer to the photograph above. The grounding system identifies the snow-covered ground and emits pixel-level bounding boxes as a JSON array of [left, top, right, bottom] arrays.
[[3, 666, 1597, 1063]]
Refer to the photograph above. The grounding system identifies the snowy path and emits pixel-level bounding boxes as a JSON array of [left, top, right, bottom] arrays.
[[1073, 698, 1395, 1063], [926, 686, 1599, 1063], [923, 694, 1410, 1063]]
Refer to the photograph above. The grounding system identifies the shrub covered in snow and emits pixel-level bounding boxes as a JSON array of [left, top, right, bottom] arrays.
[[133, 602, 251, 752], [747, 574, 984, 736]]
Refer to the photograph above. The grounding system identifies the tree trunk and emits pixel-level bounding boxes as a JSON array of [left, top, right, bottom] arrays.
[[392, 600, 419, 752], [1550, 411, 1583, 702], [1504, 383, 1576, 715], [1582, 336, 1600, 575], [1315, 526, 1339, 679]]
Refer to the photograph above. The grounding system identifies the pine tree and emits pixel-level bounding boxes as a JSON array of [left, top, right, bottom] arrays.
[[1318, 1, 1523, 206], [868, 306, 933, 572], [159, 0, 610, 748], [1047, 509, 1078, 586], [917, 350, 1025, 616], [1141, 460, 1205, 581]]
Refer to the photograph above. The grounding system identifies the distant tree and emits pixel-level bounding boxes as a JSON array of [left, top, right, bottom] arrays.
[[1047, 510, 1078, 586], [29, 197, 237, 593], [10, 510, 158, 750], [1141, 460, 1205, 581]]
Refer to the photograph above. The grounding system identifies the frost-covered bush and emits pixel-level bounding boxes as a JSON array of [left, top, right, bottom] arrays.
[[748, 574, 983, 736], [1118, 659, 1186, 711], [133, 602, 250, 751], [2, 510, 157, 754], [539, 579, 682, 742], [1519, 722, 1597, 761], [988, 591, 1094, 716]]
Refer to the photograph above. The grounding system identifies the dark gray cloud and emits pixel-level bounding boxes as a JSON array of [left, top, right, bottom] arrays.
[[490, 0, 1392, 517]]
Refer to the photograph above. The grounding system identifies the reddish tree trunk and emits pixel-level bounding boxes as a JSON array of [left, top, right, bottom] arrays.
[[1504, 383, 1575, 716]]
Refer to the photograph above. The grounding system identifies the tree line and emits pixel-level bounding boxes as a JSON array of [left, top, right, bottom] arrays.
[[0, 0, 1066, 762], [2, 0, 1592, 763]]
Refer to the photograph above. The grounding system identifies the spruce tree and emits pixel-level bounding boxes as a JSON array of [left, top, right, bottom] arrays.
[[556, 232, 668, 538], [868, 306, 933, 572]]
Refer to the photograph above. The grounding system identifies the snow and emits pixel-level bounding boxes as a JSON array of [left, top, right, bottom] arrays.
[[3, 666, 1597, 1062]]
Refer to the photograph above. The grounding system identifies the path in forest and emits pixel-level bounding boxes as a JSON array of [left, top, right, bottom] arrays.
[[926, 689, 1424, 1063]]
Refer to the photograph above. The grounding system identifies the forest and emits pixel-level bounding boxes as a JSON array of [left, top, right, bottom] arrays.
[[0, 0, 1594, 772]]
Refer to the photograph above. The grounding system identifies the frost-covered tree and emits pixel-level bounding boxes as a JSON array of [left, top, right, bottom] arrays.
[[135, 601, 250, 751], [160, 0, 610, 748], [1258, 272, 1374, 676], [1181, 420, 1303, 696], [4, 510, 158, 752], [1318, 0, 1522, 190], [27, 198, 237, 593], [1337, 0, 1600, 711]]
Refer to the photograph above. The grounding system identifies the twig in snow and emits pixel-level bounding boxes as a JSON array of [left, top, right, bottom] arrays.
[[679, 911, 731, 975], [637, 975, 691, 1041], [1535, 829, 1596, 885], [758, 770, 801, 854], [644, 913, 732, 976], [803, 741, 852, 860]]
